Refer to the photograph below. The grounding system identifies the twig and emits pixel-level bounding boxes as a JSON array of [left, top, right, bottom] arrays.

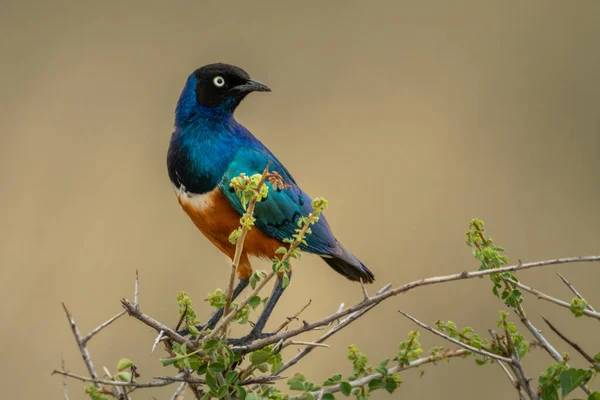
[[153, 330, 165, 352], [134, 269, 139, 308], [273, 299, 312, 334], [503, 319, 537, 400], [541, 316, 600, 370], [224, 163, 272, 323], [496, 361, 526, 399], [102, 366, 123, 398], [239, 375, 285, 385], [82, 310, 126, 344], [289, 348, 468, 400], [60, 356, 69, 400], [398, 310, 512, 363], [121, 298, 199, 350], [285, 341, 330, 348], [61, 303, 100, 388], [507, 279, 600, 321], [509, 284, 592, 396], [52, 370, 202, 388], [275, 284, 392, 376], [170, 382, 186, 400], [233, 256, 600, 353], [556, 272, 597, 312]]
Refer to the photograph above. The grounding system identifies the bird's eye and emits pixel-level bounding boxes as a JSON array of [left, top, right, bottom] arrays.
[[213, 76, 225, 88]]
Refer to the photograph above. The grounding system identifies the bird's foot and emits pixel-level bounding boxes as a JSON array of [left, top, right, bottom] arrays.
[[228, 331, 275, 346]]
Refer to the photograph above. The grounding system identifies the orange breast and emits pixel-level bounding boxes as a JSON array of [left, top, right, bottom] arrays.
[[177, 187, 283, 279]]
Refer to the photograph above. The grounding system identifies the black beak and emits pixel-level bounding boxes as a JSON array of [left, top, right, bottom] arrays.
[[232, 79, 271, 93]]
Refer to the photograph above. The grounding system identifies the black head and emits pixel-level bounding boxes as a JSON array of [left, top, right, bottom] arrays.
[[192, 63, 271, 108]]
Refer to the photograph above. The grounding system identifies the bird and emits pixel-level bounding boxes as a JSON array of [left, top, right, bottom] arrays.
[[167, 63, 374, 342]]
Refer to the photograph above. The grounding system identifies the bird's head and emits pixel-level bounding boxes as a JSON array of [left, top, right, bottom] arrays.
[[176, 63, 270, 125]]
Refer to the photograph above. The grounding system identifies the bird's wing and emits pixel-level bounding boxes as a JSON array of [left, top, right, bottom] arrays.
[[218, 146, 336, 254]]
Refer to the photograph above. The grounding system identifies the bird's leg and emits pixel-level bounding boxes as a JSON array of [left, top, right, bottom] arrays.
[[177, 278, 249, 336], [230, 272, 291, 345]]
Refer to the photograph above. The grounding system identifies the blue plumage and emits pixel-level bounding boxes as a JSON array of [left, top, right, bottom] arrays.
[[167, 63, 374, 283]]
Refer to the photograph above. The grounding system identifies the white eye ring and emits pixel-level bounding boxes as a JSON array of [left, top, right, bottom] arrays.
[[213, 76, 225, 87]]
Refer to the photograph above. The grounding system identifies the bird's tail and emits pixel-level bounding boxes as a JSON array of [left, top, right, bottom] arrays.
[[321, 243, 375, 283]]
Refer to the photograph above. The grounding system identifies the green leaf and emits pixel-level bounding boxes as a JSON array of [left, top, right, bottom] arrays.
[[116, 358, 134, 371], [189, 324, 201, 336], [323, 374, 342, 386], [250, 350, 271, 366], [159, 357, 177, 366], [282, 273, 290, 289], [226, 370, 238, 385], [249, 295, 261, 308], [206, 371, 218, 391], [200, 393, 210, 400], [385, 377, 398, 393], [322, 393, 335, 400], [340, 382, 352, 397], [288, 373, 307, 391], [541, 386, 559, 400], [115, 371, 131, 382], [588, 392, 600, 400], [209, 362, 226, 373], [237, 386, 247, 400], [560, 368, 592, 397], [216, 386, 229, 398], [203, 339, 220, 354], [594, 353, 600, 363], [256, 362, 269, 373], [368, 378, 385, 391], [196, 362, 207, 375]]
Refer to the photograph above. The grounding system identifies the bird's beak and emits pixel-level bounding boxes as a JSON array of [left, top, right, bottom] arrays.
[[232, 79, 271, 93]]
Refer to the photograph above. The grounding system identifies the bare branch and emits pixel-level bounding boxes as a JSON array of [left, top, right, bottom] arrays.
[[61, 303, 100, 388], [60, 356, 69, 400], [233, 256, 600, 353], [134, 269, 140, 307], [273, 299, 312, 334], [121, 298, 199, 350], [102, 366, 123, 398], [275, 284, 392, 376], [398, 310, 512, 363], [82, 310, 126, 344], [507, 279, 600, 321], [170, 382, 186, 400], [52, 370, 202, 388], [503, 319, 537, 400], [541, 316, 600, 370], [556, 272, 597, 312], [285, 340, 331, 348]]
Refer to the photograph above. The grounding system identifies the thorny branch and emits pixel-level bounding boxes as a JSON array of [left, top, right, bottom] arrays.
[[289, 348, 469, 400], [232, 256, 600, 353], [541, 316, 600, 370], [55, 255, 599, 398]]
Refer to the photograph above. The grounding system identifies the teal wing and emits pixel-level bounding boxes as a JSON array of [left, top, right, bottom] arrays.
[[218, 147, 336, 254]]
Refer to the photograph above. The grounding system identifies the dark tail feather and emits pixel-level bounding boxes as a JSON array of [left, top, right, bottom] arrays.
[[321, 256, 375, 283]]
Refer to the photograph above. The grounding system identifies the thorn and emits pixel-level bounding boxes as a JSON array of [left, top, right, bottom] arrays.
[[152, 330, 165, 352], [134, 270, 140, 308]]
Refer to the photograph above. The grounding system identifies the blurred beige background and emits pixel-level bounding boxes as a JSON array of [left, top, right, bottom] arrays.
[[1, 1, 599, 399]]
